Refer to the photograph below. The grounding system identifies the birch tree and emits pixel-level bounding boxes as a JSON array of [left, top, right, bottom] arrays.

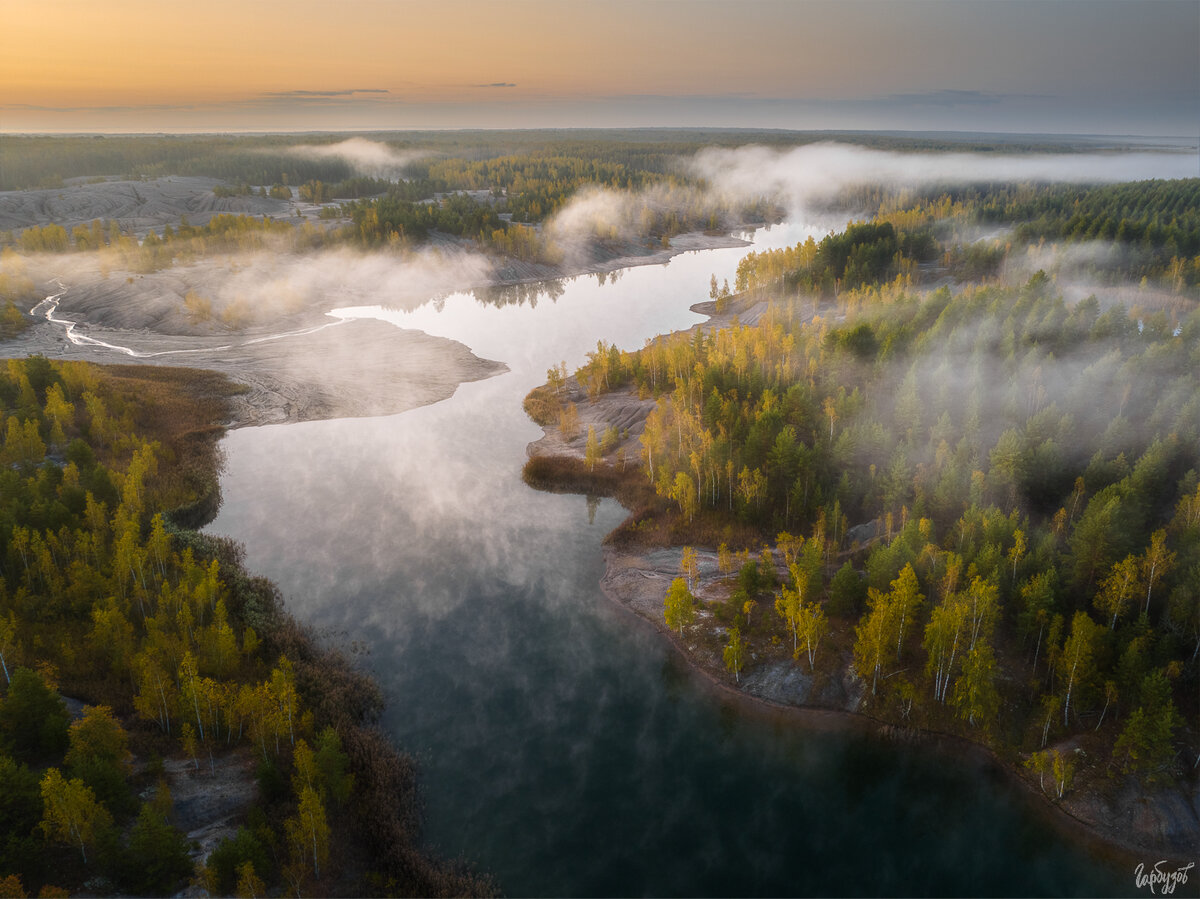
[[663, 578, 695, 635], [1059, 611, 1102, 728], [286, 786, 330, 881], [796, 600, 828, 671], [924, 592, 967, 703], [952, 638, 999, 728], [723, 627, 746, 683], [1095, 555, 1140, 629], [680, 546, 699, 590], [0, 611, 18, 685], [853, 588, 897, 697], [1139, 530, 1175, 617], [775, 585, 803, 658], [39, 769, 111, 865], [889, 564, 924, 659]]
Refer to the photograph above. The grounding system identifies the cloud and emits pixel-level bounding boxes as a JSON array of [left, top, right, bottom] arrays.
[[261, 89, 390, 99], [881, 90, 1040, 108], [473, 82, 517, 88], [2, 103, 198, 113]]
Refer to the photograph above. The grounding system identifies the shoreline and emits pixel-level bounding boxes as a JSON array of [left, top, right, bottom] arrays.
[[521, 298, 1200, 875], [130, 366, 496, 895], [593, 542, 1184, 877], [595, 554, 1151, 877], [5, 229, 750, 429]]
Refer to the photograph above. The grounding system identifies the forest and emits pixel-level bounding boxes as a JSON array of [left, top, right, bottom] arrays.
[[0, 130, 1095, 193], [0, 359, 487, 896], [3, 131, 1199, 889], [547, 177, 1200, 804]]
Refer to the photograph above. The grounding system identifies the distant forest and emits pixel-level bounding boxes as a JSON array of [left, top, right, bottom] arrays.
[[0, 130, 1103, 192]]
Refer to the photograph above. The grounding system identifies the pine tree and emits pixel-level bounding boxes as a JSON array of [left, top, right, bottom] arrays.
[[1113, 669, 1182, 781]]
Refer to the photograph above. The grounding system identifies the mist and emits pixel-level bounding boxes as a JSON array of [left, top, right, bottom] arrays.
[[203, 244, 495, 316], [540, 141, 1197, 260], [689, 142, 1198, 214], [285, 138, 429, 180], [19, 239, 496, 330], [545, 181, 711, 246]]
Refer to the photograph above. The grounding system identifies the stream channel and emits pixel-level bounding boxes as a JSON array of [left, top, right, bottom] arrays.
[[206, 222, 1128, 896]]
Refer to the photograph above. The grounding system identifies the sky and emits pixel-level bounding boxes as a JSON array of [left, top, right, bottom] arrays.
[[2, 0, 1197, 136]]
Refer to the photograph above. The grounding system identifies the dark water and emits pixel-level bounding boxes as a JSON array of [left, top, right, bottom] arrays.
[[208, 225, 1131, 896]]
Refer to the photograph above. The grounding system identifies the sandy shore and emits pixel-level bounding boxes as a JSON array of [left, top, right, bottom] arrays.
[[4, 287, 507, 429]]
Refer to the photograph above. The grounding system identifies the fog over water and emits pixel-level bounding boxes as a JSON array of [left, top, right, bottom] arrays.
[[206, 221, 1128, 896]]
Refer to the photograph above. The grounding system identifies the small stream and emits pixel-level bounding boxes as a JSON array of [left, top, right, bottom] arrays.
[[205, 222, 1129, 896], [30, 280, 348, 358]]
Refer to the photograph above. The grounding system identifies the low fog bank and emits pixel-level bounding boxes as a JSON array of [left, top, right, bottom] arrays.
[[998, 241, 1194, 313], [9, 292, 506, 428], [537, 141, 1197, 273], [689, 143, 1199, 215], [14, 241, 497, 335], [283, 138, 429, 180], [209, 317, 507, 426]]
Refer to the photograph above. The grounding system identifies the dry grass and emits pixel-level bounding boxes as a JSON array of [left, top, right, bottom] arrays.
[[100, 363, 245, 526], [523, 453, 767, 551], [521, 385, 561, 427]]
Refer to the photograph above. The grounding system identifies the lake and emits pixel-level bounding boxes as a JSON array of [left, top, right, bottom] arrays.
[[207, 221, 1128, 896]]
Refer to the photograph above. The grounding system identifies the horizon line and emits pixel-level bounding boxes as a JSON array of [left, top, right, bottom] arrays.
[[2, 126, 1197, 143]]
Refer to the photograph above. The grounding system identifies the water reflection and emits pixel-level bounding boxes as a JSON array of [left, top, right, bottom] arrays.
[[208, 224, 1127, 896], [469, 278, 567, 309]]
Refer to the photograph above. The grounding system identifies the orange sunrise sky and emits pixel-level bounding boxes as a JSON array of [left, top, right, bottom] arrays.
[[3, 0, 1197, 134]]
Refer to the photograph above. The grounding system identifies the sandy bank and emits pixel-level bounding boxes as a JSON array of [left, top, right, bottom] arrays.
[[6, 303, 506, 429], [160, 748, 259, 864]]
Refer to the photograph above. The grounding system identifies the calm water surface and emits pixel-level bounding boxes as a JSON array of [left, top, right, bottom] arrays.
[[207, 223, 1128, 896]]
